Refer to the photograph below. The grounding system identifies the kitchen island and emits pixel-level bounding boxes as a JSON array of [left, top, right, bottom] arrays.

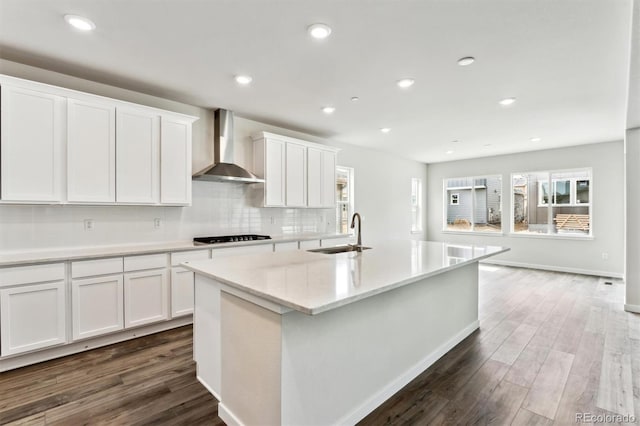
[[183, 240, 508, 426]]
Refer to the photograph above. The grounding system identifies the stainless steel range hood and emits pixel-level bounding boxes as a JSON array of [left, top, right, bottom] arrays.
[[193, 109, 264, 183]]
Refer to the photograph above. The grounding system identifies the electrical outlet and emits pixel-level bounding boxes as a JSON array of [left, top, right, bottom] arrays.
[[153, 218, 162, 229], [84, 219, 94, 231], [602, 252, 609, 260]]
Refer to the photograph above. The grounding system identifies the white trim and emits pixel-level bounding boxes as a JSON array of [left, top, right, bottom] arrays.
[[508, 232, 594, 240], [442, 230, 505, 236], [624, 304, 640, 314], [251, 131, 340, 152], [0, 316, 192, 372], [336, 320, 480, 426], [218, 402, 244, 426], [481, 259, 624, 279], [196, 374, 221, 401], [0, 74, 198, 122]]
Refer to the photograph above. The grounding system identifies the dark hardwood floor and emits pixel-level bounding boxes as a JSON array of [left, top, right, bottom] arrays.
[[1, 265, 638, 425]]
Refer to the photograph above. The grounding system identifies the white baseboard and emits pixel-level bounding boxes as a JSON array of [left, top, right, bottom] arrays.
[[0, 316, 192, 372], [481, 259, 624, 279], [337, 319, 480, 425], [196, 374, 221, 401], [218, 402, 244, 426], [624, 304, 640, 314]]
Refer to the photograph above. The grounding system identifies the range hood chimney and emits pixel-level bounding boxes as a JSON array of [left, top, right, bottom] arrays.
[[193, 109, 264, 183]]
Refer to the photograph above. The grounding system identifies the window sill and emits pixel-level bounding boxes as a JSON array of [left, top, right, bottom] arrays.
[[441, 230, 505, 236], [508, 232, 594, 241]]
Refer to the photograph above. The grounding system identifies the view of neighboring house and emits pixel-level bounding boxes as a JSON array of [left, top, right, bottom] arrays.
[[445, 177, 502, 231]]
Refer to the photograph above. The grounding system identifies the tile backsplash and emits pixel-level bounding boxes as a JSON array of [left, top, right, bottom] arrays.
[[0, 181, 334, 252]]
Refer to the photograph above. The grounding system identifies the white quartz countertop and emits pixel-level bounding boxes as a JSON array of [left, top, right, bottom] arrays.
[[182, 240, 509, 315], [0, 233, 352, 267]]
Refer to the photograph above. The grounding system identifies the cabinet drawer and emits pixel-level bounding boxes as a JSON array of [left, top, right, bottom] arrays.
[[212, 244, 274, 258], [274, 241, 299, 251], [124, 253, 167, 272], [299, 240, 321, 249], [171, 250, 210, 266], [72, 258, 123, 278], [0, 263, 65, 287]]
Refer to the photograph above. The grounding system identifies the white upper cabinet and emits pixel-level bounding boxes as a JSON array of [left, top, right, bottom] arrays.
[[321, 149, 337, 208], [0, 75, 197, 206], [307, 147, 323, 208], [254, 137, 286, 207], [0, 85, 65, 202], [160, 116, 192, 205], [67, 98, 116, 203], [116, 107, 160, 204], [285, 142, 307, 207], [253, 132, 338, 208]]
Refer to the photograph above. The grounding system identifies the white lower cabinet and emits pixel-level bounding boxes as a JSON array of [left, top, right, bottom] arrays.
[[171, 267, 195, 317], [124, 269, 169, 328], [72, 275, 124, 340], [0, 281, 67, 356]]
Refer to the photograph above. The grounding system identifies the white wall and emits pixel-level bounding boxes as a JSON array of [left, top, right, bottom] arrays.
[[0, 60, 427, 252], [427, 141, 625, 277]]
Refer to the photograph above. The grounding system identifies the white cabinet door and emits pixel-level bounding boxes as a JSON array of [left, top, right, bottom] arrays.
[[274, 241, 299, 251], [67, 98, 116, 202], [0, 281, 66, 356], [321, 150, 337, 208], [0, 85, 65, 202], [171, 267, 194, 317], [285, 142, 307, 207], [160, 117, 192, 205], [124, 269, 169, 328], [72, 275, 124, 340], [307, 147, 323, 207], [116, 108, 160, 204], [264, 138, 285, 207]]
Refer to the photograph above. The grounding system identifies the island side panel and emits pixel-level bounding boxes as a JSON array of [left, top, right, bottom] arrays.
[[280, 262, 479, 426], [194, 274, 222, 399], [219, 292, 283, 426]]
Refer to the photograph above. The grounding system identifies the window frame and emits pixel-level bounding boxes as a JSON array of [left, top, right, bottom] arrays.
[[511, 168, 593, 238], [442, 175, 503, 234], [335, 166, 355, 235], [411, 177, 423, 233], [537, 178, 591, 207]]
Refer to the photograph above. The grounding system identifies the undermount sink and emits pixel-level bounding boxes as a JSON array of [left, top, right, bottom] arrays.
[[307, 245, 372, 254]]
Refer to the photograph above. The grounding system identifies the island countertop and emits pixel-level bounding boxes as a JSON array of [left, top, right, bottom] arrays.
[[182, 240, 509, 315]]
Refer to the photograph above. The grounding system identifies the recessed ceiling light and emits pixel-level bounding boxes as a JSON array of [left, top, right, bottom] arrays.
[[451, 140, 459, 143], [457, 57, 475, 66], [234, 75, 253, 85], [380, 128, 391, 133], [446, 150, 454, 155], [530, 137, 541, 142], [499, 97, 516, 106], [484, 143, 492, 147], [396, 78, 415, 89], [322, 106, 335, 114], [64, 14, 96, 31], [351, 96, 360, 102], [308, 23, 332, 39]]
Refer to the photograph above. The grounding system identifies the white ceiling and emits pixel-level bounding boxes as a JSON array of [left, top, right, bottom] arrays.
[[0, 0, 634, 163]]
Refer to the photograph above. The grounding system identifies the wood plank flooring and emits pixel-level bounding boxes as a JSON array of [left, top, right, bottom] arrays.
[[1, 265, 638, 425]]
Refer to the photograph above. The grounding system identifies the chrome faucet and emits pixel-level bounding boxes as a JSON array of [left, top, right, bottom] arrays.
[[350, 213, 363, 252]]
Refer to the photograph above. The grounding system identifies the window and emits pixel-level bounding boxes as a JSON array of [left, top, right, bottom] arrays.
[[411, 178, 423, 233], [512, 169, 592, 236], [444, 175, 502, 233], [336, 166, 354, 234]]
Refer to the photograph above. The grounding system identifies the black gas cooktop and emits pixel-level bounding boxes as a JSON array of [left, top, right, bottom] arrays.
[[193, 234, 272, 245]]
